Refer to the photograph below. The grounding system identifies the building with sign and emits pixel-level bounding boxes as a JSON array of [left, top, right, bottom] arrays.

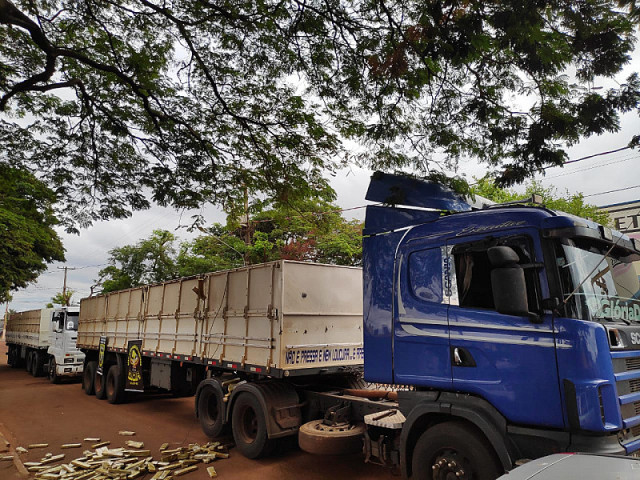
[[600, 200, 640, 240]]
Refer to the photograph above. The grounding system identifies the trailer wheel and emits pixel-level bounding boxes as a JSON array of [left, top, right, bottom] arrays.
[[32, 352, 43, 377], [94, 368, 107, 400], [298, 420, 366, 455], [83, 361, 97, 395], [411, 421, 501, 480], [26, 350, 33, 374], [232, 392, 274, 459], [106, 364, 127, 404], [7, 345, 16, 368], [197, 383, 226, 438], [48, 358, 60, 384]]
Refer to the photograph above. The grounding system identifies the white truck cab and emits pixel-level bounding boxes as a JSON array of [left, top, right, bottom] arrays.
[[47, 306, 85, 382]]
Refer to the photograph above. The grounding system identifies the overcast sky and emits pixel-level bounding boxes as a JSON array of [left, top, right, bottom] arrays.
[[4, 46, 640, 313]]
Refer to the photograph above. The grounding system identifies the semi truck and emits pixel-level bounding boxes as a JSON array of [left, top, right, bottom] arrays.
[[76, 172, 640, 479], [5, 306, 85, 382]]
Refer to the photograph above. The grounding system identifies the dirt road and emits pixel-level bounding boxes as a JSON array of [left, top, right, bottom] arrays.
[[0, 341, 395, 479]]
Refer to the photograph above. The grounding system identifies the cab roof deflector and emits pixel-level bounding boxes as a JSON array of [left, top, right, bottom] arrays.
[[365, 171, 473, 212]]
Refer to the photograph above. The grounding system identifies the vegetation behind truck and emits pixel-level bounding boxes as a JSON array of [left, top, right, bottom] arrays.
[[5, 306, 85, 381], [77, 173, 640, 479]]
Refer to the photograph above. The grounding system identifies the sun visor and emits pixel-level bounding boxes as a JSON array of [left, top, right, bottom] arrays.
[[365, 171, 472, 212]]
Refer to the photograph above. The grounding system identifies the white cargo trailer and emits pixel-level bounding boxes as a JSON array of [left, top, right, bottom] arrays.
[[78, 261, 363, 395], [78, 261, 401, 460], [6, 306, 85, 381]]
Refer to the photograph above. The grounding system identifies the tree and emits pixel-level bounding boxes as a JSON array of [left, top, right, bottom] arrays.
[[1, 1, 639, 231], [0, 164, 65, 303], [99, 197, 363, 292], [48, 289, 74, 307], [98, 229, 178, 293], [471, 177, 610, 225]]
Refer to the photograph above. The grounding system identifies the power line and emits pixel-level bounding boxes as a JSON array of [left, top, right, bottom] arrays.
[[584, 184, 640, 198], [544, 153, 639, 180]]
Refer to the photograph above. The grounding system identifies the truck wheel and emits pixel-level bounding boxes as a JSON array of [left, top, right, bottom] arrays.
[[83, 361, 97, 395], [7, 346, 16, 367], [298, 420, 365, 455], [32, 352, 43, 377], [26, 351, 33, 374], [94, 368, 107, 400], [106, 364, 127, 404], [48, 358, 60, 384], [231, 392, 274, 459], [411, 421, 501, 480], [197, 383, 226, 438]]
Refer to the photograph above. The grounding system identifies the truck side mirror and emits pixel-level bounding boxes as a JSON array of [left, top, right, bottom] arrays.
[[488, 246, 539, 322]]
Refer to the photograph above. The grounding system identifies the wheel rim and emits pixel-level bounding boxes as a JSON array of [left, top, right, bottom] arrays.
[[430, 451, 471, 480], [49, 361, 55, 379], [238, 404, 258, 444]]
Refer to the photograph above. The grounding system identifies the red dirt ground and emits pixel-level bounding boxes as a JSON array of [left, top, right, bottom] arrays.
[[0, 340, 395, 479]]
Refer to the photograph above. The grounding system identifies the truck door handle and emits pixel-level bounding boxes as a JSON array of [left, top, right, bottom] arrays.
[[451, 347, 476, 367]]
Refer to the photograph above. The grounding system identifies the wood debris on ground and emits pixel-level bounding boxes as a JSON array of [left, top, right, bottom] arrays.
[[20, 440, 232, 479]]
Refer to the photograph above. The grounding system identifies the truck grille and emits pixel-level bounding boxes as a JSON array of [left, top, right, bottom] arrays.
[[613, 349, 640, 455], [626, 358, 640, 371]]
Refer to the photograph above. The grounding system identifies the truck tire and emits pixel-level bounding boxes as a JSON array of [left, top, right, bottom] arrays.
[[83, 361, 97, 395], [298, 420, 366, 455], [94, 368, 107, 400], [7, 345, 16, 368], [26, 350, 33, 374], [48, 358, 60, 384], [411, 421, 501, 480], [32, 351, 43, 377], [231, 392, 274, 459], [106, 364, 127, 404], [197, 382, 226, 438]]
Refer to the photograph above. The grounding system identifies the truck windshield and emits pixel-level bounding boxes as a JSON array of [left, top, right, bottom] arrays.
[[66, 312, 79, 331], [556, 239, 640, 323]]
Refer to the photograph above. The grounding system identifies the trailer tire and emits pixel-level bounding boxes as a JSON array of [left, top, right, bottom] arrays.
[[232, 392, 274, 459], [411, 421, 501, 480], [26, 350, 33, 374], [33, 351, 43, 377], [94, 368, 107, 400], [106, 364, 127, 404], [48, 358, 60, 384], [83, 361, 97, 395], [197, 383, 227, 438], [7, 345, 16, 368], [298, 420, 365, 455]]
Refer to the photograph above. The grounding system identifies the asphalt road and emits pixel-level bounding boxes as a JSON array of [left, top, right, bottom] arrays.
[[0, 341, 395, 479]]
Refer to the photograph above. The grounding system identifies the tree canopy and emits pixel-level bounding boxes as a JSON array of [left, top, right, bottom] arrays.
[[98, 198, 362, 292], [471, 177, 611, 225], [0, 164, 65, 302], [1, 0, 639, 231]]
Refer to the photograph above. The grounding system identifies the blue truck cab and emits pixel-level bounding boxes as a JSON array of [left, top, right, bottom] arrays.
[[362, 173, 640, 478]]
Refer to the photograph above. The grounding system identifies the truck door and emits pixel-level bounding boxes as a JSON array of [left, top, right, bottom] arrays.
[[447, 231, 564, 428], [393, 241, 452, 388], [51, 312, 65, 355]]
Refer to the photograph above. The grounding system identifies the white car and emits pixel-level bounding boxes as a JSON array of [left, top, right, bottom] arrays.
[[499, 453, 640, 479]]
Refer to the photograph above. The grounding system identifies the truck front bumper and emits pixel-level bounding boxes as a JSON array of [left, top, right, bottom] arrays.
[[56, 363, 84, 377]]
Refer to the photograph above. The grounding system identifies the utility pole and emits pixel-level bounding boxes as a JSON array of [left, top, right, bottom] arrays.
[[243, 184, 250, 265], [57, 266, 78, 305]]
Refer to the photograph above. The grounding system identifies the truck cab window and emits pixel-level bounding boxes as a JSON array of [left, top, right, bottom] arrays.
[[409, 248, 443, 303], [453, 237, 540, 312], [53, 313, 64, 332], [66, 313, 79, 331]]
